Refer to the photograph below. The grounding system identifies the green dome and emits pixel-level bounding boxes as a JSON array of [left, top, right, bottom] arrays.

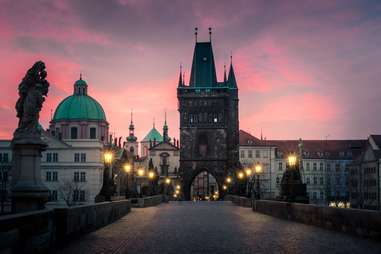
[[53, 77, 107, 122], [142, 127, 163, 142], [53, 95, 106, 121]]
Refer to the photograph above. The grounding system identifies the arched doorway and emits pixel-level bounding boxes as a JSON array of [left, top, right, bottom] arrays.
[[190, 171, 219, 200]]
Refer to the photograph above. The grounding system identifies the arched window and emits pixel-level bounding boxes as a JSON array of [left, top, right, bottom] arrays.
[[71, 127, 78, 139]]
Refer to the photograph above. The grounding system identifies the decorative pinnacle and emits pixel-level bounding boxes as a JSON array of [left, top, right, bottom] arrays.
[[209, 27, 212, 42], [195, 27, 198, 42], [80, 73, 82, 80]]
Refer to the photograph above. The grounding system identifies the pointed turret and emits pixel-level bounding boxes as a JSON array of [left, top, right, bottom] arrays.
[[223, 64, 227, 84], [163, 111, 170, 143], [189, 29, 217, 87], [127, 110, 137, 142], [228, 56, 237, 88], [178, 64, 183, 87]]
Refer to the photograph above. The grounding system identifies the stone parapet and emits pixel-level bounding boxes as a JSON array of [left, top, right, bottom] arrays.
[[0, 200, 131, 253], [130, 195, 166, 208], [225, 195, 252, 207], [253, 200, 381, 239]]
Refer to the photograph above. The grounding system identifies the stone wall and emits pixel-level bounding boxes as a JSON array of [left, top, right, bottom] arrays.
[[0, 200, 131, 253], [55, 200, 131, 243], [254, 200, 381, 239], [130, 195, 166, 208], [225, 195, 252, 207]]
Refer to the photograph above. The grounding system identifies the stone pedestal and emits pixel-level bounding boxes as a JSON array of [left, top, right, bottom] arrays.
[[11, 137, 49, 213]]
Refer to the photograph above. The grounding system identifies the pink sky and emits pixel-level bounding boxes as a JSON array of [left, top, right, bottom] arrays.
[[1, 0, 380, 140]]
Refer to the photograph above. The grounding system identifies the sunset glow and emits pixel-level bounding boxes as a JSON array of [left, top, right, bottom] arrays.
[[1, 0, 380, 140]]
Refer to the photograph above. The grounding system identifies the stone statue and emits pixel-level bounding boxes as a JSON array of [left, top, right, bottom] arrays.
[[14, 61, 49, 139]]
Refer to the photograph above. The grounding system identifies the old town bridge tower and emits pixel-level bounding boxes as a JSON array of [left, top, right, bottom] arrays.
[[177, 29, 239, 200]]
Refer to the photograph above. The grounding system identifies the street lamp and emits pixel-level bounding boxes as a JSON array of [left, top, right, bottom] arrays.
[[245, 168, 253, 177], [99, 150, 114, 201], [288, 155, 297, 167], [226, 176, 232, 184], [254, 164, 263, 199], [137, 168, 145, 177], [123, 163, 131, 199], [164, 177, 171, 196], [237, 171, 244, 180]]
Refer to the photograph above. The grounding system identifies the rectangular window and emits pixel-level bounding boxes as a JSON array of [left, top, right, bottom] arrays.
[[46, 171, 52, 181], [313, 163, 317, 171], [80, 172, 86, 182], [306, 162, 310, 171], [90, 127, 97, 139], [74, 172, 79, 182], [326, 163, 331, 172], [335, 163, 340, 172], [313, 177, 317, 185], [71, 127, 78, 139], [81, 153, 86, 162], [319, 163, 324, 171], [79, 190, 85, 201], [46, 153, 52, 162], [320, 191, 324, 200], [278, 162, 283, 171], [255, 150, 260, 158], [306, 177, 310, 184], [73, 190, 79, 201], [248, 150, 253, 158], [240, 151, 245, 158], [0, 153, 2, 162], [49, 190, 58, 201], [3, 153, 8, 163], [313, 192, 317, 199], [320, 177, 324, 185], [53, 153, 58, 162], [74, 153, 80, 162], [52, 171, 58, 182]]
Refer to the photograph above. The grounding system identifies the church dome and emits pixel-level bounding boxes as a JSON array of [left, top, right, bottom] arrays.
[[52, 76, 106, 122]]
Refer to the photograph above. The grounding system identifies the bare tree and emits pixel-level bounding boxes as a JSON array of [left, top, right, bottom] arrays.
[[58, 180, 84, 207]]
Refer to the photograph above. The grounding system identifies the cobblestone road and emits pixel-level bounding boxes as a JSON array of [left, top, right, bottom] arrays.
[[56, 202, 381, 254]]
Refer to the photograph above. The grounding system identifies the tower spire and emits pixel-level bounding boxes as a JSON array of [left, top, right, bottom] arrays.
[[80, 72, 82, 80], [182, 71, 185, 86], [209, 27, 212, 42], [163, 110, 169, 143], [224, 63, 227, 83], [127, 109, 137, 143], [228, 52, 237, 88], [153, 117, 155, 129], [194, 27, 198, 42], [178, 64, 183, 87]]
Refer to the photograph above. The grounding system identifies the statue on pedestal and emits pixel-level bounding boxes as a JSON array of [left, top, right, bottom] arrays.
[[14, 61, 49, 142], [11, 61, 50, 213]]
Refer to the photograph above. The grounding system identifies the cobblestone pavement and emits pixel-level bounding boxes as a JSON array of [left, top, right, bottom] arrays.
[[56, 202, 381, 254]]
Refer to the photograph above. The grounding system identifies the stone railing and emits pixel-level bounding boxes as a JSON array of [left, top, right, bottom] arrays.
[[224, 195, 252, 207], [253, 200, 381, 239], [0, 200, 131, 253], [130, 195, 167, 208], [55, 200, 131, 243]]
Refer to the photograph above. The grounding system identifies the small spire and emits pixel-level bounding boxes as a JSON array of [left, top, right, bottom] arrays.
[[224, 63, 227, 83], [209, 27, 212, 42], [164, 110, 167, 125], [80, 73, 82, 80], [153, 117, 155, 128], [178, 64, 183, 87], [130, 109, 133, 124], [194, 27, 198, 42], [182, 71, 185, 86], [261, 128, 263, 141]]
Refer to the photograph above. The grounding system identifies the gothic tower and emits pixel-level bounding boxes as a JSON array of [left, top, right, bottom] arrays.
[[177, 29, 239, 200]]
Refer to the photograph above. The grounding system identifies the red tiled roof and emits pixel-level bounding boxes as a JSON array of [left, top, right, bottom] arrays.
[[239, 130, 365, 159]]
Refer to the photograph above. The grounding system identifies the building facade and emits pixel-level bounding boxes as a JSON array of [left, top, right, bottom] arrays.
[[177, 34, 239, 200], [349, 135, 381, 210], [239, 130, 364, 205]]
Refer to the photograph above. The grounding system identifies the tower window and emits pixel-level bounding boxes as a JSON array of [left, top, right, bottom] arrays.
[[90, 127, 96, 139], [71, 127, 78, 139]]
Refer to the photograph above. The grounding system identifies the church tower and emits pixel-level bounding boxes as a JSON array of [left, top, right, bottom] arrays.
[[125, 111, 138, 155], [177, 28, 239, 200]]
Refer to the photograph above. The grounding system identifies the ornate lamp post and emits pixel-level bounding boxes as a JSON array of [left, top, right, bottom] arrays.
[[124, 163, 131, 198], [254, 164, 263, 199], [164, 177, 171, 196], [98, 150, 114, 201], [148, 170, 156, 195]]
